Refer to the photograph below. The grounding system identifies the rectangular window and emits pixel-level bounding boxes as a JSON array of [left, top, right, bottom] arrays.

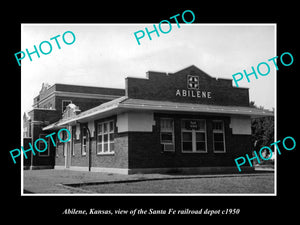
[[96, 120, 115, 154], [160, 118, 175, 151], [181, 119, 207, 153], [81, 126, 87, 156], [213, 120, 226, 153]]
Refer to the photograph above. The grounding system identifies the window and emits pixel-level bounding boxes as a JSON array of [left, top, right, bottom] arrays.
[[62, 100, 72, 113], [213, 120, 226, 152], [81, 126, 87, 156], [96, 120, 114, 154], [181, 119, 206, 153], [160, 118, 175, 151]]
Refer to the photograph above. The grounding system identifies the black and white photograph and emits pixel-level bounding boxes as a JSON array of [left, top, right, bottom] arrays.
[[21, 23, 276, 195], [4, 3, 298, 221]]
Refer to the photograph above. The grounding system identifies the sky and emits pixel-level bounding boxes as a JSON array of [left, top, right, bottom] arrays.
[[21, 23, 275, 113]]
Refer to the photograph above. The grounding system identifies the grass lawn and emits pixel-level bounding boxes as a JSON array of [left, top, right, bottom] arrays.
[[79, 174, 274, 194]]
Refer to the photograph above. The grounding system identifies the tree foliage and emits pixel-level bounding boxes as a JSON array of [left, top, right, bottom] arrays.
[[251, 116, 274, 149], [250, 102, 274, 162]]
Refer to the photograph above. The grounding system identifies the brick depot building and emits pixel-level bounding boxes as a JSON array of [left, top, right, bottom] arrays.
[[24, 65, 273, 174]]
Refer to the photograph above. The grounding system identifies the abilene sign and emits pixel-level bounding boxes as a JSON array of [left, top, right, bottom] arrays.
[[175, 89, 212, 98], [175, 75, 212, 98]]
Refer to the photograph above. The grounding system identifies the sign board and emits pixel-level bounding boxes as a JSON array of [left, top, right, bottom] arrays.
[[185, 120, 200, 130]]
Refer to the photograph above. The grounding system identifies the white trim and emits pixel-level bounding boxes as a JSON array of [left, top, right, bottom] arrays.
[[96, 152, 115, 156]]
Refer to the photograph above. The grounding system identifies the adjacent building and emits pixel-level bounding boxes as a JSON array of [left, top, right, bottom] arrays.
[[23, 83, 124, 169]]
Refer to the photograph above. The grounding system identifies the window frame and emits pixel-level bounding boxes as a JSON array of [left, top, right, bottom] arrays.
[[96, 120, 115, 155], [181, 119, 207, 153], [212, 120, 226, 153], [160, 118, 175, 152]]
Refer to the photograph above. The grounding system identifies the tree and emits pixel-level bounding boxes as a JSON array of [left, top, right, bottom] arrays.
[[251, 102, 274, 165]]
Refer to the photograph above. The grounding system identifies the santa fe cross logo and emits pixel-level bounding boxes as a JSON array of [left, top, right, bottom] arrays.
[[187, 75, 199, 89]]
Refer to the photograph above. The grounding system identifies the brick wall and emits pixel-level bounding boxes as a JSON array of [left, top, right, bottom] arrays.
[[126, 65, 249, 106], [91, 133, 129, 168], [54, 118, 129, 169], [127, 113, 252, 169]]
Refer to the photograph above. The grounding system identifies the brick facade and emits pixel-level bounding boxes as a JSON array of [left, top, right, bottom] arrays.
[[126, 65, 249, 106], [127, 113, 251, 170], [54, 116, 129, 170]]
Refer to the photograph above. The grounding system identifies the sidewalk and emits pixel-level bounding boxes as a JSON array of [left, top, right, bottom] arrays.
[[23, 169, 180, 194], [23, 169, 274, 194]]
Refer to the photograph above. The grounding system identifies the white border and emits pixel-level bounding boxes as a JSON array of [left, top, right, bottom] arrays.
[[21, 23, 277, 197]]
